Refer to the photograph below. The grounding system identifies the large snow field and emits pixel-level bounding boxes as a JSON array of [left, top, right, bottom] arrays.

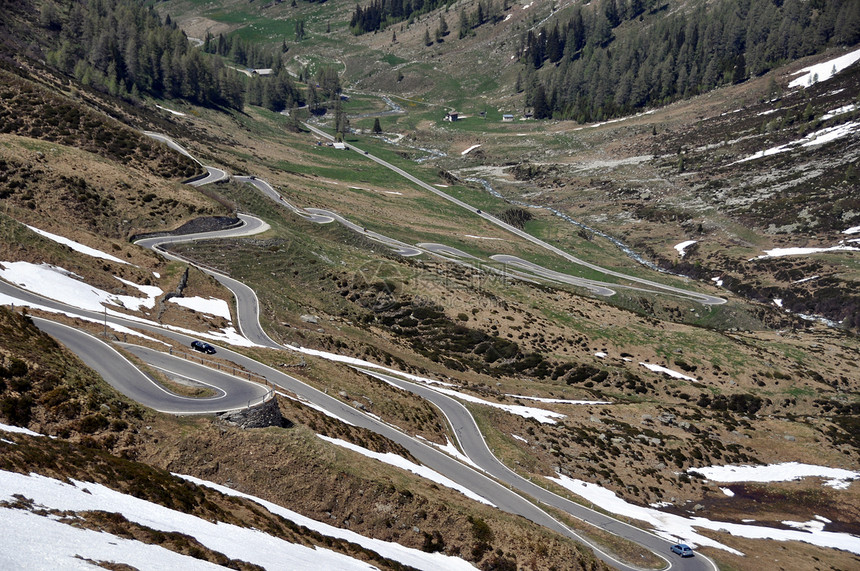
[[0, 507, 226, 571], [0, 469, 380, 570], [0, 425, 478, 571], [0, 261, 161, 312], [179, 474, 478, 571]]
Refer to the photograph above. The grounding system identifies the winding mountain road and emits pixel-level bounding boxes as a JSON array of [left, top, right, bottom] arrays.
[[305, 207, 424, 256], [33, 318, 269, 414], [133, 137, 718, 570], [301, 122, 725, 305], [0, 133, 726, 570], [143, 134, 718, 570], [357, 368, 717, 571]]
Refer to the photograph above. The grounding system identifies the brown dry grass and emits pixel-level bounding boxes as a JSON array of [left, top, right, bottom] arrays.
[[135, 413, 609, 570], [0, 133, 226, 243], [0, 24, 857, 569]]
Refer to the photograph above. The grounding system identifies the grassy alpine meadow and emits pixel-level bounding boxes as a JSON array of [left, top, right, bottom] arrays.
[[197, 102, 731, 307]]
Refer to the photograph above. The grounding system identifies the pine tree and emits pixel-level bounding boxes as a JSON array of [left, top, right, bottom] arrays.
[[424, 28, 432, 46], [732, 54, 746, 84], [459, 9, 469, 39], [533, 85, 550, 119], [546, 24, 562, 63], [247, 76, 263, 106], [287, 107, 303, 133], [307, 84, 319, 112], [604, 0, 620, 28], [372, 118, 382, 133], [40, 1, 61, 30], [334, 101, 349, 137]]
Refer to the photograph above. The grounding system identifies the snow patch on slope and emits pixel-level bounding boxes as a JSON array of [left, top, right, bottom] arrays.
[[168, 296, 232, 320], [26, 225, 131, 265], [689, 462, 860, 490], [0, 470, 379, 570], [789, 47, 860, 88], [318, 435, 495, 506], [548, 472, 860, 556], [640, 362, 698, 383]]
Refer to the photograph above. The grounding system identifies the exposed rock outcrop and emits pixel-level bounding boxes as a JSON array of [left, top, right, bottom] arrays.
[[217, 397, 291, 429]]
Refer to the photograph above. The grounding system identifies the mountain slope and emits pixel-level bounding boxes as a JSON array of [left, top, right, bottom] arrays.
[[1, 1, 859, 570]]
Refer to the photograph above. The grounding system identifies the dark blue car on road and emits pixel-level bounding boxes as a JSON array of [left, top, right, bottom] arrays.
[[191, 340, 216, 354]]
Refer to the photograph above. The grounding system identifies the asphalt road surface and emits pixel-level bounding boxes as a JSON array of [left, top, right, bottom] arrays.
[[33, 318, 269, 414], [0, 132, 724, 570], [355, 369, 715, 571], [136, 134, 719, 571], [233, 176, 334, 223], [301, 122, 725, 306]]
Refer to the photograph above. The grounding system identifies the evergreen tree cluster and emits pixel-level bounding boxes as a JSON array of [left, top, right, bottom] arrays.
[[246, 71, 303, 113], [458, 0, 505, 39], [202, 32, 281, 69], [39, 0, 311, 114], [303, 66, 341, 114], [350, 0, 450, 35], [350, 0, 508, 36], [202, 30, 305, 113], [519, 0, 860, 122], [43, 0, 244, 109]]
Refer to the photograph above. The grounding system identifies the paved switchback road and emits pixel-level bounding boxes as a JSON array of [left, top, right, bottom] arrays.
[[301, 122, 725, 306], [176, 341, 679, 571], [134, 133, 718, 571], [131, 211, 718, 571], [134, 213, 278, 347], [304, 208, 423, 256], [232, 176, 332, 222], [7, 275, 668, 570], [13, 132, 714, 570], [356, 369, 716, 571], [33, 318, 269, 414], [144, 132, 228, 186]]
